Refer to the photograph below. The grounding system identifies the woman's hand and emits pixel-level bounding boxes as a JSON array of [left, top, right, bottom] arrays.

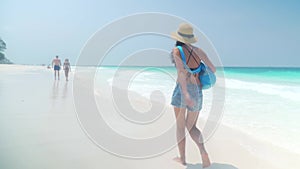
[[184, 93, 194, 108]]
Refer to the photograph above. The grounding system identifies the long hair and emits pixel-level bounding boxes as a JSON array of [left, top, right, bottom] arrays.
[[175, 41, 185, 47]]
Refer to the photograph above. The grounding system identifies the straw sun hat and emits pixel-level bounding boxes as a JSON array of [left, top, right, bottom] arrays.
[[171, 23, 198, 44]]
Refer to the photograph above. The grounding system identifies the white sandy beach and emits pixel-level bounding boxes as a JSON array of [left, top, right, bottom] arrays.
[[0, 64, 299, 169]]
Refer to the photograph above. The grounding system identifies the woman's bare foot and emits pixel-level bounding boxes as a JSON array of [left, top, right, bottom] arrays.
[[201, 153, 211, 168], [173, 157, 187, 166]]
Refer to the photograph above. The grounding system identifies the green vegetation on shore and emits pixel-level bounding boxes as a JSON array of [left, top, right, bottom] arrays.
[[0, 38, 12, 64]]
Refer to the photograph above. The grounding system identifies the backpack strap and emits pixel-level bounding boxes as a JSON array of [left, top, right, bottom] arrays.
[[177, 46, 186, 64]]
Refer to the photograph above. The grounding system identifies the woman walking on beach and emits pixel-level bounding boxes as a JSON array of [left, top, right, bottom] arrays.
[[170, 23, 216, 168], [63, 59, 71, 81]]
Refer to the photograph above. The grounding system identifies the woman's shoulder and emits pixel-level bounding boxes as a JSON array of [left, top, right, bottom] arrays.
[[172, 47, 180, 56]]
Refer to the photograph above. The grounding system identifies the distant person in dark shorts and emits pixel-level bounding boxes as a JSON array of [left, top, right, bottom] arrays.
[[52, 55, 62, 80], [63, 59, 71, 81]]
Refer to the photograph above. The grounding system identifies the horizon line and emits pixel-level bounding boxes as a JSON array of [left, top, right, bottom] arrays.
[[2, 63, 300, 69]]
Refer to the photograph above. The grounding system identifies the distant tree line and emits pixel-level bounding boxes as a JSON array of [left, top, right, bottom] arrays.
[[0, 38, 12, 64]]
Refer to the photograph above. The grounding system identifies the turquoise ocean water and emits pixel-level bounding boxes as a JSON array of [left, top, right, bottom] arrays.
[[221, 67, 300, 154], [95, 66, 300, 154]]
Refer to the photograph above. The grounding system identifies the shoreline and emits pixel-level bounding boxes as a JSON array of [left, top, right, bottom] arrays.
[[1, 64, 299, 169], [2, 63, 300, 69], [104, 81, 300, 168]]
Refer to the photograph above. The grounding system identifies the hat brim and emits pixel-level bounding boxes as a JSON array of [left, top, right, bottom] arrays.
[[170, 31, 198, 44]]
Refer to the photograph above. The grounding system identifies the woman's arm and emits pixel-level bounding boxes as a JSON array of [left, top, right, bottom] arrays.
[[195, 48, 216, 73], [173, 48, 194, 107]]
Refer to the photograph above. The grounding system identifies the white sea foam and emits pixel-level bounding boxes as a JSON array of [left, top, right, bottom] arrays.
[[101, 67, 300, 154], [225, 78, 300, 102]]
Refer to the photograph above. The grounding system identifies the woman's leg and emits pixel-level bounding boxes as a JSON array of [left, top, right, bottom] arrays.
[[174, 107, 187, 165], [65, 70, 69, 81], [186, 111, 211, 168]]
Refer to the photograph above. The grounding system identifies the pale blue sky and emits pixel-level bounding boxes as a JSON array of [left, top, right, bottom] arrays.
[[1, 0, 300, 66]]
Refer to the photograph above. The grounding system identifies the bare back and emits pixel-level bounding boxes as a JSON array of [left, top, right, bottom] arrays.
[[52, 58, 61, 66], [173, 45, 200, 84], [182, 45, 201, 69], [173, 44, 216, 85]]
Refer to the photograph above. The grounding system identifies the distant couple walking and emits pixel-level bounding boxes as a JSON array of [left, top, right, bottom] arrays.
[[52, 55, 71, 81]]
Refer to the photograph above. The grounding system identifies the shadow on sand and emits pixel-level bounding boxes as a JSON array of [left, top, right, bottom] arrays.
[[186, 163, 238, 169]]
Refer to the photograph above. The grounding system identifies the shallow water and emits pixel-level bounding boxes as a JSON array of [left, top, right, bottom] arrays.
[[94, 66, 300, 154]]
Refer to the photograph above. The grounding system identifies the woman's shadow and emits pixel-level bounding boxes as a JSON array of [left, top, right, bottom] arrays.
[[186, 163, 238, 169]]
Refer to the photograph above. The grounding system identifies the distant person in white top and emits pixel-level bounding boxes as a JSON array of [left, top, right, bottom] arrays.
[[63, 59, 71, 81], [52, 55, 62, 80]]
